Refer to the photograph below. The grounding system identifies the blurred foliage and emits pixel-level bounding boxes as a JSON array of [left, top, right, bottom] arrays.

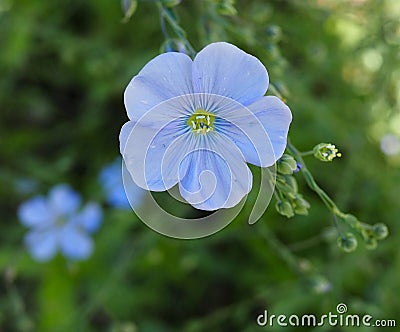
[[1, 0, 400, 331]]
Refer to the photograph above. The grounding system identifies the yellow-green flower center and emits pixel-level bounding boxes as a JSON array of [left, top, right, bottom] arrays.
[[187, 110, 215, 134]]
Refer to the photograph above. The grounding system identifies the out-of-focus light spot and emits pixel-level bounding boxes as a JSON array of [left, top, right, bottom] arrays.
[[384, 0, 400, 21], [362, 49, 383, 72], [327, 18, 365, 48], [380, 134, 400, 156]]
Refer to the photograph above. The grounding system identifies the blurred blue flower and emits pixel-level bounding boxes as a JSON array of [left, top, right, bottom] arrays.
[[120, 42, 292, 210], [99, 158, 143, 209], [18, 184, 102, 262]]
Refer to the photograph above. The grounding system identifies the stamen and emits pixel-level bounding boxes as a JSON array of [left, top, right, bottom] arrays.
[[187, 109, 215, 134]]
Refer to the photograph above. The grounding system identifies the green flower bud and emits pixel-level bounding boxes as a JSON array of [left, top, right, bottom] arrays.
[[313, 143, 342, 162], [337, 233, 358, 253], [294, 206, 308, 215], [277, 154, 297, 175], [277, 161, 294, 175], [293, 194, 310, 215], [284, 175, 298, 193], [280, 154, 297, 168], [295, 195, 310, 208], [276, 175, 297, 197], [275, 200, 294, 218], [372, 223, 389, 240]]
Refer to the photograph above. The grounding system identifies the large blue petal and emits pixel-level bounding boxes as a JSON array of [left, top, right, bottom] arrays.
[[24, 229, 58, 262], [18, 196, 53, 228], [121, 89, 197, 154], [179, 134, 252, 211], [192, 42, 269, 105], [119, 121, 135, 155], [124, 52, 194, 121], [217, 96, 292, 167], [122, 93, 202, 191], [60, 224, 93, 260], [123, 118, 195, 191], [48, 184, 81, 217]]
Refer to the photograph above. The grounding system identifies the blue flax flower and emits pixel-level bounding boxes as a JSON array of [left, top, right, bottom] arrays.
[[100, 158, 143, 209], [120, 42, 292, 211], [18, 184, 102, 262]]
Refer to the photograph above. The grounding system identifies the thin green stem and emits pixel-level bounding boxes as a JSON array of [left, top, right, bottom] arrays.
[[157, 3, 196, 57], [159, 7, 170, 39], [300, 150, 314, 157], [332, 214, 345, 238]]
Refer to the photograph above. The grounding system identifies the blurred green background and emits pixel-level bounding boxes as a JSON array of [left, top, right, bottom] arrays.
[[1, 0, 399, 331]]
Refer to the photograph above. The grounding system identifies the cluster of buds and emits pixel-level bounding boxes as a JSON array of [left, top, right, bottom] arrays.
[[275, 146, 389, 253], [275, 154, 310, 218], [336, 214, 389, 252]]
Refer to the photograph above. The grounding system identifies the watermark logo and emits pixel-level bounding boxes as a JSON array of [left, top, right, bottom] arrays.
[[256, 303, 396, 328]]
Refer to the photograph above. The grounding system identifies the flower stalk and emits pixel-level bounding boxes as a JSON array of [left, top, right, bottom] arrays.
[[287, 139, 389, 251], [157, 3, 196, 57]]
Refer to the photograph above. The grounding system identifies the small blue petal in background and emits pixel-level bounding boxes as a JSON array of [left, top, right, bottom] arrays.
[[18, 196, 53, 228], [72, 202, 103, 233], [18, 184, 103, 262], [48, 184, 82, 216], [100, 158, 143, 209]]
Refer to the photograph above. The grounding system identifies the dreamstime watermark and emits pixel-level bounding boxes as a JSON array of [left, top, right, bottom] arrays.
[[256, 303, 396, 328]]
